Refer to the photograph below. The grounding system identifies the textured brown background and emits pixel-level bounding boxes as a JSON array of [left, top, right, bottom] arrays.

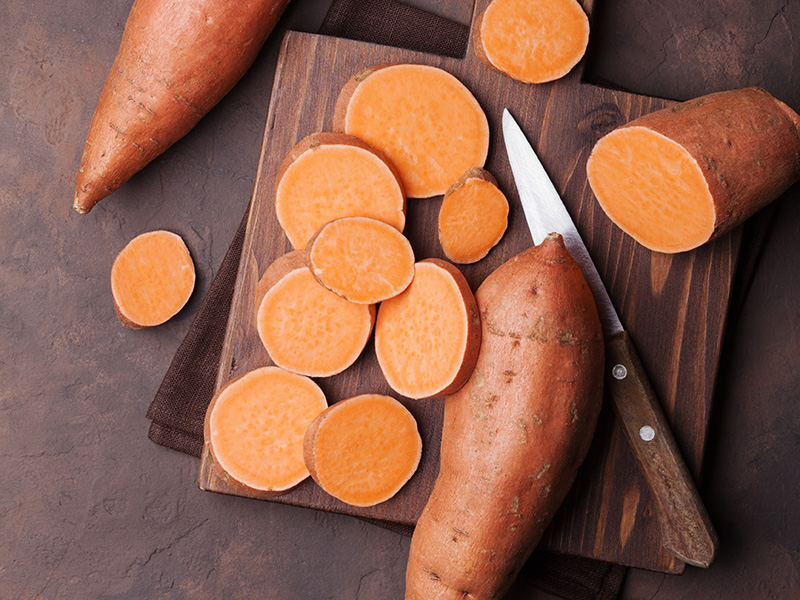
[[0, 0, 798, 598]]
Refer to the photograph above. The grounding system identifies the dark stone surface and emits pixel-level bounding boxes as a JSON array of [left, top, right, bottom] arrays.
[[0, 0, 797, 599]]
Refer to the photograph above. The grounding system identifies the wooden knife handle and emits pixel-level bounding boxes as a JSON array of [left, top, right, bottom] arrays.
[[605, 330, 719, 568]]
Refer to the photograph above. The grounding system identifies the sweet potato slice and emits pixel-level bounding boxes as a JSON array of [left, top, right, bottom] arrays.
[[304, 394, 422, 507], [255, 256, 375, 377], [438, 168, 509, 264], [110, 230, 195, 329], [206, 366, 327, 494], [474, 0, 590, 84], [333, 64, 490, 198], [306, 216, 415, 304], [275, 132, 406, 249], [375, 259, 480, 399], [587, 87, 800, 253]]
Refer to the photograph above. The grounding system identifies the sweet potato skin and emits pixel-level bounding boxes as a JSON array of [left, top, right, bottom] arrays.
[[74, 0, 291, 214], [405, 235, 604, 600]]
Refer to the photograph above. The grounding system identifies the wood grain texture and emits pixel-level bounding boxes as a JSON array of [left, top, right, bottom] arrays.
[[199, 0, 739, 574]]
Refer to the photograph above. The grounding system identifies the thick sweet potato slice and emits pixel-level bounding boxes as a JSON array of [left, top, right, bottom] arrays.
[[333, 64, 490, 198], [275, 132, 406, 249], [474, 0, 590, 84], [375, 259, 480, 399], [206, 366, 327, 494], [255, 255, 375, 377], [304, 394, 422, 507], [110, 230, 195, 329], [587, 87, 800, 253], [306, 216, 415, 304], [438, 168, 509, 264]]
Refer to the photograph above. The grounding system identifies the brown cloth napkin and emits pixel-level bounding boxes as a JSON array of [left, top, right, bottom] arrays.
[[146, 1, 774, 598]]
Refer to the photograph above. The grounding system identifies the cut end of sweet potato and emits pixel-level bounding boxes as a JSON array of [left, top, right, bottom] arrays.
[[375, 259, 480, 399], [307, 216, 415, 304], [439, 168, 509, 263], [587, 126, 716, 253], [207, 366, 327, 493], [304, 394, 422, 507], [256, 265, 375, 377], [475, 0, 590, 84], [334, 64, 490, 198], [110, 230, 195, 328], [275, 132, 406, 249]]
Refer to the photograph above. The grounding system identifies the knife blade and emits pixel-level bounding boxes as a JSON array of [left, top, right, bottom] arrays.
[[502, 109, 718, 568]]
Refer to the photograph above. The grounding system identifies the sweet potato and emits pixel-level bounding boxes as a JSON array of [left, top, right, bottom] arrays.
[[306, 216, 416, 304], [206, 366, 327, 494], [74, 0, 291, 214], [110, 230, 195, 329], [275, 132, 406, 249], [304, 394, 422, 507], [405, 234, 604, 600], [474, 0, 590, 84], [375, 259, 480, 399], [255, 253, 375, 377], [438, 168, 509, 264], [333, 64, 490, 198], [587, 87, 800, 253]]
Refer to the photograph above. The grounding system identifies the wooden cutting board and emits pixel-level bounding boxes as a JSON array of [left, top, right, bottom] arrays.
[[199, 0, 740, 574]]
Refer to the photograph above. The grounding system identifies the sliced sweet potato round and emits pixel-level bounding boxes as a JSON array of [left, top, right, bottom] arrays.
[[275, 132, 406, 249], [110, 230, 195, 329], [375, 259, 481, 399], [304, 394, 422, 507], [306, 216, 415, 304], [206, 366, 327, 494], [438, 168, 509, 264], [334, 64, 490, 198]]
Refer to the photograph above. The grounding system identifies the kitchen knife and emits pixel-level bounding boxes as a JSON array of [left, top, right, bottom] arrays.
[[502, 109, 718, 568]]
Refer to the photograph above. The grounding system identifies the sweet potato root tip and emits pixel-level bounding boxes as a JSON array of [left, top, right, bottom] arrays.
[[474, 0, 589, 84], [207, 366, 327, 493], [111, 230, 195, 328], [256, 262, 375, 377], [275, 132, 406, 249], [587, 87, 800, 253], [375, 259, 480, 399], [438, 168, 509, 264], [304, 394, 422, 507], [307, 216, 416, 304], [334, 64, 490, 198], [404, 235, 604, 600]]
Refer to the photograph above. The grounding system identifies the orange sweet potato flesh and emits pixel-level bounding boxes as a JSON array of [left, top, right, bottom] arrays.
[[276, 132, 406, 249], [255, 254, 375, 377], [405, 235, 604, 600], [307, 216, 416, 304], [304, 394, 422, 507], [474, 0, 589, 84], [111, 230, 195, 329], [438, 168, 509, 264], [334, 64, 490, 198], [375, 259, 480, 399], [74, 0, 290, 214], [587, 87, 800, 253], [206, 366, 327, 494]]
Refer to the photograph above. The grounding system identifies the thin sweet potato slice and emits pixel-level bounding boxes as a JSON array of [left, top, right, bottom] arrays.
[[375, 259, 480, 399], [304, 394, 422, 507], [306, 216, 415, 304], [275, 132, 406, 249], [333, 64, 490, 198], [110, 230, 195, 329], [256, 255, 375, 377], [438, 168, 509, 264], [206, 366, 327, 494], [587, 87, 800, 253], [474, 0, 590, 84]]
